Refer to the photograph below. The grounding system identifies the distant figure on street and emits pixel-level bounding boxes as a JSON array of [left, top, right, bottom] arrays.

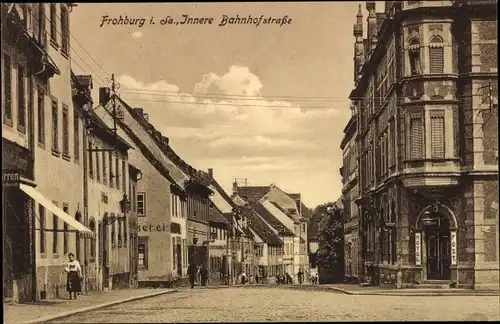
[[297, 269, 304, 285], [200, 264, 209, 286], [241, 271, 247, 285], [255, 274, 259, 284], [285, 272, 292, 284], [187, 263, 197, 289], [64, 253, 82, 300]]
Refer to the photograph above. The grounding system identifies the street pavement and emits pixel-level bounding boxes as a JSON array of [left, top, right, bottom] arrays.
[[47, 286, 500, 323]]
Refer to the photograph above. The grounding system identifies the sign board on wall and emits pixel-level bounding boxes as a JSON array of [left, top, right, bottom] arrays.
[[2, 170, 20, 187], [415, 232, 421, 266], [450, 231, 457, 265]]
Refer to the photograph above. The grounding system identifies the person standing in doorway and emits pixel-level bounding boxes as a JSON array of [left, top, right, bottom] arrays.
[[65, 253, 82, 300], [187, 262, 197, 289]]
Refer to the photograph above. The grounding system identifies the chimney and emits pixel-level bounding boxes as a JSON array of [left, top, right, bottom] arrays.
[[133, 108, 144, 118], [162, 135, 169, 146], [99, 87, 111, 106], [208, 168, 213, 178]]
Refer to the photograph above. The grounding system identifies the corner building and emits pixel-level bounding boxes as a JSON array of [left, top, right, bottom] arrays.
[[346, 1, 498, 290]]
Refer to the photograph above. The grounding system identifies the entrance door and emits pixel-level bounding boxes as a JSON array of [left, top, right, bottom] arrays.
[[176, 244, 182, 276], [425, 214, 451, 280]]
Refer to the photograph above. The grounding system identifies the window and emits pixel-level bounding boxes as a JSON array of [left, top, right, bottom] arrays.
[[74, 115, 79, 161], [430, 111, 445, 158], [132, 183, 137, 213], [111, 216, 116, 246], [102, 152, 107, 185], [96, 151, 101, 182], [88, 141, 94, 179], [89, 219, 96, 259], [137, 193, 145, 216], [182, 238, 187, 267], [408, 39, 421, 75], [138, 237, 148, 269], [63, 204, 69, 254], [51, 98, 59, 153], [123, 217, 127, 247], [109, 151, 113, 187], [62, 105, 69, 157], [429, 36, 444, 74], [3, 54, 13, 122], [52, 210, 58, 255], [60, 6, 69, 55], [50, 4, 57, 44], [17, 64, 26, 131], [122, 160, 126, 191], [409, 114, 423, 159], [37, 88, 45, 145], [35, 3, 46, 47], [116, 157, 120, 189], [39, 204, 46, 254]]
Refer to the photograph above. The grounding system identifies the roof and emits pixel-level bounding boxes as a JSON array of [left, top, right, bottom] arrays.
[[301, 203, 313, 219], [236, 186, 270, 202], [269, 201, 300, 223], [245, 207, 283, 246], [87, 109, 132, 151], [247, 201, 294, 236], [209, 203, 229, 227], [288, 193, 301, 200], [207, 174, 237, 209]]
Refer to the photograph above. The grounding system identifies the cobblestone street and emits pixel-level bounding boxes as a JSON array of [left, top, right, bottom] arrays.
[[48, 287, 500, 323]]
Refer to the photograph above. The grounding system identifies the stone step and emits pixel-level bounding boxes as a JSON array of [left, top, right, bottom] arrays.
[[415, 284, 452, 289]]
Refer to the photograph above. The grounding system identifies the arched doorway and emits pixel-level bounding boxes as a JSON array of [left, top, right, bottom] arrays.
[[423, 212, 451, 280]]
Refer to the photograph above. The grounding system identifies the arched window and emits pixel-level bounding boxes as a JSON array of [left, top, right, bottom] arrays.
[[429, 36, 444, 74], [408, 38, 421, 75]]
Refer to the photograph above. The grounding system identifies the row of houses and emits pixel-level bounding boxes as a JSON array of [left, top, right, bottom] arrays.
[[339, 1, 498, 290], [1, 3, 311, 303]]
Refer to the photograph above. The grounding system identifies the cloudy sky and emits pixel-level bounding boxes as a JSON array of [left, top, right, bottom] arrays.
[[71, 2, 376, 208]]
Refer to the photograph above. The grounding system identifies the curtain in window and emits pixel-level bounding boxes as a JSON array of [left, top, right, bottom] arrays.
[[430, 111, 445, 158], [410, 115, 423, 159]]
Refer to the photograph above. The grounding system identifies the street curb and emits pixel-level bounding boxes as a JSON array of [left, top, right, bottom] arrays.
[[325, 286, 500, 297], [21, 289, 178, 324]]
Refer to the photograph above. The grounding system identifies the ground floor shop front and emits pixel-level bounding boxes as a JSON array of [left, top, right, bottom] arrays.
[[357, 179, 499, 290]]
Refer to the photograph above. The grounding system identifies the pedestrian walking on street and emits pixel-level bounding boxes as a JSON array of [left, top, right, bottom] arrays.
[[64, 253, 82, 300], [297, 269, 304, 285], [200, 264, 209, 286], [187, 262, 197, 289], [241, 271, 247, 285]]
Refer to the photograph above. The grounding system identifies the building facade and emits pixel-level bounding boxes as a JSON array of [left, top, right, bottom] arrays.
[[344, 1, 498, 290], [340, 111, 361, 283]]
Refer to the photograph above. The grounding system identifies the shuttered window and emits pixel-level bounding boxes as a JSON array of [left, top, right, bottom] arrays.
[[429, 47, 444, 74], [430, 111, 445, 158], [410, 114, 423, 159]]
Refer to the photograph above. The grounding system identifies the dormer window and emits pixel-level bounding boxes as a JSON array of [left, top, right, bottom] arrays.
[[408, 39, 421, 75]]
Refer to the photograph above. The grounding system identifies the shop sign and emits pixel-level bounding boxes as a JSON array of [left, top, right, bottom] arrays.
[[137, 223, 170, 232], [415, 232, 421, 266], [2, 170, 20, 187], [2, 140, 31, 173], [450, 231, 457, 265]]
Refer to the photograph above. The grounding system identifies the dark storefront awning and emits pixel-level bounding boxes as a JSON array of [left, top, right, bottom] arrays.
[[19, 183, 94, 236]]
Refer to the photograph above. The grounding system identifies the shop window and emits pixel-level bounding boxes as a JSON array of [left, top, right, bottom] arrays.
[[430, 111, 445, 158], [138, 237, 148, 269], [52, 210, 59, 255], [429, 36, 444, 74]]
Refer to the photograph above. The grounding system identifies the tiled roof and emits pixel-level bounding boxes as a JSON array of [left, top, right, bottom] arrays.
[[236, 186, 270, 202], [246, 207, 283, 246], [209, 203, 229, 226], [247, 201, 294, 236], [269, 201, 300, 223]]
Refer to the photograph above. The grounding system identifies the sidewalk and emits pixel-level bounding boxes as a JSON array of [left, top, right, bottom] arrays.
[[320, 284, 500, 296], [3, 288, 177, 324]]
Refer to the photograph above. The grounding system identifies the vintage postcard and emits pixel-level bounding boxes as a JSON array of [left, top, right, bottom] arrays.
[[1, 1, 499, 323]]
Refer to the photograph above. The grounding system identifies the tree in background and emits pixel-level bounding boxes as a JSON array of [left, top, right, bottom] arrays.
[[317, 207, 344, 282]]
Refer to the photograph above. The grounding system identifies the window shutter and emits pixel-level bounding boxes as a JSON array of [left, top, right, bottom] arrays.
[[410, 114, 423, 159], [430, 111, 445, 158], [429, 47, 444, 74]]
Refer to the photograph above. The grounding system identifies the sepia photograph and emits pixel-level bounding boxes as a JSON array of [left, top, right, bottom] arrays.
[[1, 1, 499, 323]]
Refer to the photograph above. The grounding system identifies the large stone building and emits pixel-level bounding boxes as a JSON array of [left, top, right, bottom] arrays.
[[343, 1, 498, 290]]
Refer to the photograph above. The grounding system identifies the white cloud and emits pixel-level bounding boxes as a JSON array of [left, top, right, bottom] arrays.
[[131, 31, 143, 39], [117, 66, 347, 206]]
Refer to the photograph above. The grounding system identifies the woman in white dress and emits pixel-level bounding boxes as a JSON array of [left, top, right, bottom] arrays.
[[65, 253, 82, 300]]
